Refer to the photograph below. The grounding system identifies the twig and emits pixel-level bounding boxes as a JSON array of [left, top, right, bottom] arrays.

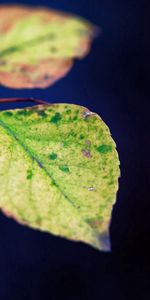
[[0, 98, 49, 105]]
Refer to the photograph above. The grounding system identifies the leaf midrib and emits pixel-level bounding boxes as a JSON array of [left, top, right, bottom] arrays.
[[0, 32, 58, 59]]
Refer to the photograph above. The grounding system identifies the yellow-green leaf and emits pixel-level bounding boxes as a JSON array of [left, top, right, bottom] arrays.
[[0, 5, 97, 89], [0, 103, 120, 251]]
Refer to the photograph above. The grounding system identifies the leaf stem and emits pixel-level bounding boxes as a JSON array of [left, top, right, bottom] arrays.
[[0, 98, 49, 105]]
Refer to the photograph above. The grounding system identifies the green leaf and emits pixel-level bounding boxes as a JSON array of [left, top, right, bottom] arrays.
[[0, 103, 120, 251], [0, 5, 97, 89]]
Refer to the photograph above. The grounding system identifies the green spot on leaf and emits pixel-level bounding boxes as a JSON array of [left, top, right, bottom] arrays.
[[16, 110, 33, 117], [26, 169, 33, 180], [97, 144, 112, 154], [59, 165, 70, 173], [38, 110, 47, 118], [66, 109, 72, 114], [49, 152, 57, 160], [73, 115, 78, 121], [3, 111, 13, 117], [63, 140, 69, 148], [79, 134, 84, 140], [50, 112, 62, 124]]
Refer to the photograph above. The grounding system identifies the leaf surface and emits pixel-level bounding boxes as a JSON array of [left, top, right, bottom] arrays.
[[0, 103, 120, 251], [0, 5, 97, 89]]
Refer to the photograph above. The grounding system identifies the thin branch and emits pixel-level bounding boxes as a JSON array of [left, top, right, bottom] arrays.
[[0, 98, 49, 105]]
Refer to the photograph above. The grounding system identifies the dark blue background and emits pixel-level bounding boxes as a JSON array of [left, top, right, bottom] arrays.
[[0, 1, 149, 299]]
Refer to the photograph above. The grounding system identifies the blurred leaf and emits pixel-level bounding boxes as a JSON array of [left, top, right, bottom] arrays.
[[0, 103, 119, 251], [0, 5, 97, 89]]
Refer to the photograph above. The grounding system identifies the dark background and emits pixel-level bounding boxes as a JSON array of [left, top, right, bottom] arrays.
[[0, 0, 149, 299]]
